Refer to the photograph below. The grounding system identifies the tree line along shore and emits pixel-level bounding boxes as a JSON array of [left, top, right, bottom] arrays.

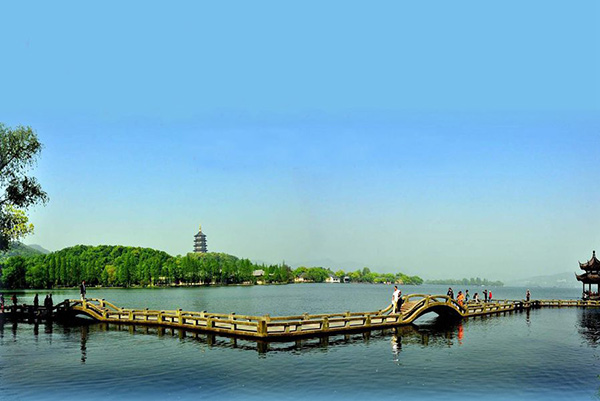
[[0, 244, 426, 290]]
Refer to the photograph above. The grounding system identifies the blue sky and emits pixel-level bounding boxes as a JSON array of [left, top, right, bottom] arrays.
[[1, 1, 598, 280]]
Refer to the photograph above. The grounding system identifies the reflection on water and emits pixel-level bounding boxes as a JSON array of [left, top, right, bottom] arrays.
[[1, 315, 472, 360], [3, 305, 600, 401], [578, 308, 600, 347], [391, 332, 401, 363], [80, 325, 88, 364]]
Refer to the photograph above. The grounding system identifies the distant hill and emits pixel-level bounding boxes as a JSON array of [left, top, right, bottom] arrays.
[[504, 272, 580, 288], [25, 244, 51, 254], [0, 242, 44, 261]]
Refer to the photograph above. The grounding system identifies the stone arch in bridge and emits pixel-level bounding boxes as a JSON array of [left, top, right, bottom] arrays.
[[401, 295, 465, 323]]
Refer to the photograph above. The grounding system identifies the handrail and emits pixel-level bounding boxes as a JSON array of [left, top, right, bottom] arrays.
[[37, 295, 600, 341]]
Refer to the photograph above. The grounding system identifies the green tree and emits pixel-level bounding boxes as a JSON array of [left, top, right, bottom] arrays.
[[294, 266, 308, 278], [349, 270, 362, 282], [101, 265, 117, 286], [306, 267, 329, 283], [0, 255, 27, 289], [0, 124, 48, 251]]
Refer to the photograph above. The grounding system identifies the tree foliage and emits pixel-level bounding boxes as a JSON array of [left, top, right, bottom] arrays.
[[293, 265, 423, 285], [0, 244, 424, 289], [0, 124, 48, 251], [0, 245, 290, 289]]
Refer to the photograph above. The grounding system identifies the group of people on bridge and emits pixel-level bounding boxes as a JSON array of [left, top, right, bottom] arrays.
[[447, 288, 532, 306], [0, 293, 54, 315], [0, 280, 86, 317], [389, 287, 533, 313], [446, 288, 493, 306]]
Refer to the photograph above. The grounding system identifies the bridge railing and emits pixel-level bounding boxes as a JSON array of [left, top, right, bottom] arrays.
[[393, 295, 530, 322], [67, 298, 405, 337], [399, 294, 469, 319], [536, 299, 600, 307], [42, 295, 600, 340]]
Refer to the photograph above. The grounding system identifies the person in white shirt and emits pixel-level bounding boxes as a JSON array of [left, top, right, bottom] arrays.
[[392, 286, 401, 313]]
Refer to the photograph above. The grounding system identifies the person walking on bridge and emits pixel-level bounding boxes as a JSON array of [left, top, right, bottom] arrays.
[[526, 289, 531, 302], [465, 290, 470, 303], [79, 280, 86, 300], [392, 286, 401, 313], [483, 289, 488, 302], [457, 291, 465, 307], [447, 287, 454, 299], [11, 294, 17, 314], [44, 294, 53, 317]]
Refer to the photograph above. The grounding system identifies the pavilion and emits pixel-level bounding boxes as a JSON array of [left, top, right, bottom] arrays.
[[576, 250, 600, 300]]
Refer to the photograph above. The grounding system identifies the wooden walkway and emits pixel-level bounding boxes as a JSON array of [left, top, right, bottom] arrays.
[[3, 294, 589, 340], [3, 294, 599, 340]]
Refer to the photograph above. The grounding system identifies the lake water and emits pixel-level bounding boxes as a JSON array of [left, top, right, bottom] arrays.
[[1, 284, 599, 401]]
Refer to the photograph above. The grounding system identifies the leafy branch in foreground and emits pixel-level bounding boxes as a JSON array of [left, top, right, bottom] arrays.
[[0, 123, 48, 251]]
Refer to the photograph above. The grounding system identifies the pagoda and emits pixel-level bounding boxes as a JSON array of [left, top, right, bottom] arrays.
[[576, 250, 600, 300], [193, 224, 207, 253]]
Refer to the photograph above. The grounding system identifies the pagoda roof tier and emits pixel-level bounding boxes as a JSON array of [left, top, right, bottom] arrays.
[[576, 272, 600, 284], [579, 251, 600, 271]]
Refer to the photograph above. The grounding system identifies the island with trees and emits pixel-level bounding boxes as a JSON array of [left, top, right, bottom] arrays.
[[0, 244, 424, 289]]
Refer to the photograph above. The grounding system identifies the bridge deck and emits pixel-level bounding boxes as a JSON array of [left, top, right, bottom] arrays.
[[3, 295, 599, 340]]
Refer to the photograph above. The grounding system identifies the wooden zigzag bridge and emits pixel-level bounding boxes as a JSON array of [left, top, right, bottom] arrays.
[[3, 294, 600, 341]]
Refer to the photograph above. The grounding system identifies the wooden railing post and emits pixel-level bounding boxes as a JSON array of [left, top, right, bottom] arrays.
[[322, 317, 329, 331], [177, 309, 183, 325], [99, 299, 105, 308], [345, 311, 351, 327], [258, 316, 268, 336]]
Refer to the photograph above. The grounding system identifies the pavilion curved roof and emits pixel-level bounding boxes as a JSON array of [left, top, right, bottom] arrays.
[[576, 272, 600, 283], [579, 251, 600, 271]]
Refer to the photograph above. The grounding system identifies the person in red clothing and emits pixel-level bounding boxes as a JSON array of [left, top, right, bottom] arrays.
[[456, 291, 465, 306]]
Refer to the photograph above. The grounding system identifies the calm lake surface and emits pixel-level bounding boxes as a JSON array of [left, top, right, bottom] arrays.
[[1, 284, 599, 401]]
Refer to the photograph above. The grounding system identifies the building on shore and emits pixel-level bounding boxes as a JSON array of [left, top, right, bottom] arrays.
[[576, 250, 600, 300], [193, 225, 207, 253]]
